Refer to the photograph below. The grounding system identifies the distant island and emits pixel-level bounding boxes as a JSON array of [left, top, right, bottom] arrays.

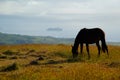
[[46, 27, 63, 31]]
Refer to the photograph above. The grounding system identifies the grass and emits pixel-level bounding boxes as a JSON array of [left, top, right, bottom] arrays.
[[0, 44, 120, 80]]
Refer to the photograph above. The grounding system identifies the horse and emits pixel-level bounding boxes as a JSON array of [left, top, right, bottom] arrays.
[[72, 28, 108, 59]]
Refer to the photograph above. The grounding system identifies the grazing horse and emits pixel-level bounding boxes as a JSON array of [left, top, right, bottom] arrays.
[[72, 28, 108, 59]]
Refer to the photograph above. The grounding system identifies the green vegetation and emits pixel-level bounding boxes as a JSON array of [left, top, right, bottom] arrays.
[[0, 32, 73, 44], [0, 44, 120, 80]]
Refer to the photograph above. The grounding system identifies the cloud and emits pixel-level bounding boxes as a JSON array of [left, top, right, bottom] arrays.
[[0, 0, 120, 41], [0, 0, 47, 16], [0, 0, 120, 17]]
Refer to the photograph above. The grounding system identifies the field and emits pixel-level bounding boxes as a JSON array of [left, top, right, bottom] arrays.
[[0, 44, 120, 80]]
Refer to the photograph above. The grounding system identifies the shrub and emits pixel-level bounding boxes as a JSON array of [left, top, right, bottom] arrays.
[[0, 54, 8, 59], [3, 50, 14, 55], [26, 49, 36, 55], [47, 60, 57, 64], [54, 51, 69, 58], [1, 63, 19, 72], [29, 60, 39, 65], [38, 56, 44, 60], [29, 50, 36, 53], [10, 56, 19, 59], [67, 58, 80, 63]]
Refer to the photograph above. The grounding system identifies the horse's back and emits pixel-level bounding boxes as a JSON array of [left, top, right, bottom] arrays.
[[77, 28, 105, 43], [80, 28, 104, 36], [88, 28, 104, 36]]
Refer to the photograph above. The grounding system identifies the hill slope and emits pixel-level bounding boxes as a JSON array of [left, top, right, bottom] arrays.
[[0, 32, 120, 45], [0, 32, 73, 44]]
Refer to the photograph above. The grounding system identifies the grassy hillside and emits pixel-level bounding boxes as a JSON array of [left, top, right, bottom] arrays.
[[0, 32, 120, 45], [0, 32, 73, 44], [0, 44, 120, 80]]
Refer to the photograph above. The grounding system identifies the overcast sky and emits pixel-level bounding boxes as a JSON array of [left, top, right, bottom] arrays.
[[0, 0, 120, 42]]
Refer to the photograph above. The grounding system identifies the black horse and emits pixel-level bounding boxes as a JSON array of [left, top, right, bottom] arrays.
[[72, 28, 108, 59]]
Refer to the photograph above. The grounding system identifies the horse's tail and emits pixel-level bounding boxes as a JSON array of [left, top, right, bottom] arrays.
[[101, 36, 108, 53]]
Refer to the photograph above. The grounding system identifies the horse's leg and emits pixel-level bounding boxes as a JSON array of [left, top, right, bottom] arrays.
[[96, 41, 101, 57], [80, 43, 83, 57], [80, 43, 83, 54], [86, 43, 90, 59]]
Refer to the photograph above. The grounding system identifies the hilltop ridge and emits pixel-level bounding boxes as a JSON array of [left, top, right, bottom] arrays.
[[0, 32, 120, 45], [0, 32, 73, 44]]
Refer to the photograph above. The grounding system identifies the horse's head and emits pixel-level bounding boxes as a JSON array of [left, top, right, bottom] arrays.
[[72, 45, 78, 58]]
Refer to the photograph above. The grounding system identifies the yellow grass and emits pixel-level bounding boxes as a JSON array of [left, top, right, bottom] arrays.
[[0, 44, 120, 80]]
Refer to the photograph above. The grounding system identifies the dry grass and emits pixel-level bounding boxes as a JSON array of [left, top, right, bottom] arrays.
[[0, 44, 120, 80]]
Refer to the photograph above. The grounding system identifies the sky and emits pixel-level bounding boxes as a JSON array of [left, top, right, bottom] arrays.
[[0, 0, 120, 42]]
